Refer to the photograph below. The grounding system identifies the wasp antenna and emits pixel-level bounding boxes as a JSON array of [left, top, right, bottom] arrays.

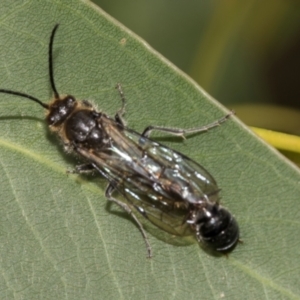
[[0, 89, 49, 109], [49, 24, 60, 99]]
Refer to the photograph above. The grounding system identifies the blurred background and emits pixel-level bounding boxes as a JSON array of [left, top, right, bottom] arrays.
[[92, 0, 300, 135]]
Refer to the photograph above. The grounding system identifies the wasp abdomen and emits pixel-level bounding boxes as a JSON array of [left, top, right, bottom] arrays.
[[196, 204, 239, 251]]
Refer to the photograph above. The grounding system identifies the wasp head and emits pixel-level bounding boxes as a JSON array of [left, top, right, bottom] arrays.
[[46, 95, 77, 127]]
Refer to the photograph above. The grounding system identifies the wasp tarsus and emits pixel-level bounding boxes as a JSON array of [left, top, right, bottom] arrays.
[[0, 24, 239, 258]]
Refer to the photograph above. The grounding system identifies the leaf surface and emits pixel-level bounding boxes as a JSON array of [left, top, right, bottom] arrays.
[[0, 1, 299, 299]]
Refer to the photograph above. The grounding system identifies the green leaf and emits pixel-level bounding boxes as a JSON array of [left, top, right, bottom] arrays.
[[0, 1, 299, 299]]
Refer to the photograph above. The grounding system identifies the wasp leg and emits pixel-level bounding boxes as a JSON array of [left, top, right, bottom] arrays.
[[141, 111, 234, 138], [105, 182, 152, 258], [114, 83, 126, 127], [68, 163, 95, 174], [82, 100, 93, 108]]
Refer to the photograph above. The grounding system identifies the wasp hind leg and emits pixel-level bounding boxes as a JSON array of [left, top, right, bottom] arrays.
[[106, 182, 153, 258], [141, 111, 234, 138]]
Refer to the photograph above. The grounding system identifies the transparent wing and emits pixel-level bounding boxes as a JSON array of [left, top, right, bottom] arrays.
[[76, 117, 220, 236]]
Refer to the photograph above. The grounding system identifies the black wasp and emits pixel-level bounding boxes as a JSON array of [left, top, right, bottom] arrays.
[[0, 25, 239, 257]]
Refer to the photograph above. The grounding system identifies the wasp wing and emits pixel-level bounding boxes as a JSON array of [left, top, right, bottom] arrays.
[[76, 117, 220, 236]]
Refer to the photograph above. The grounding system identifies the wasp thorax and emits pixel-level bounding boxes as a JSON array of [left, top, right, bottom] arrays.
[[47, 96, 77, 126], [65, 109, 103, 148]]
